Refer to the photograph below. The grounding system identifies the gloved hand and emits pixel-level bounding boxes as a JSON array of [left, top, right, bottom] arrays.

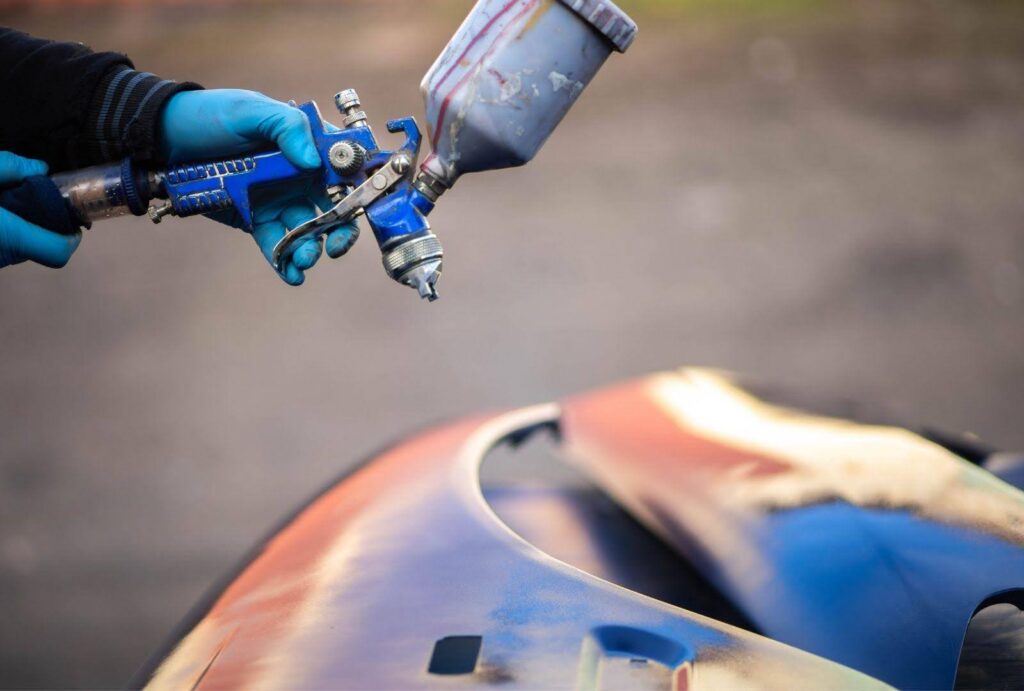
[[0, 152, 81, 270], [159, 89, 357, 285]]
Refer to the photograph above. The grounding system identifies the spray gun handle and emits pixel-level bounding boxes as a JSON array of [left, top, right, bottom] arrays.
[[159, 151, 310, 228], [159, 102, 379, 230]]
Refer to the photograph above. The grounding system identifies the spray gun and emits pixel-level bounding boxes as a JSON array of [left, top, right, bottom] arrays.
[[47, 0, 636, 301]]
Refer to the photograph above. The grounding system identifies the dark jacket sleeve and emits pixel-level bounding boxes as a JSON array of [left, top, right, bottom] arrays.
[[0, 27, 201, 172]]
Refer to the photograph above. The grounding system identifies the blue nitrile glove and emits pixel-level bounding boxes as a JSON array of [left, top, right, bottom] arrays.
[[159, 89, 358, 285], [0, 152, 82, 270]]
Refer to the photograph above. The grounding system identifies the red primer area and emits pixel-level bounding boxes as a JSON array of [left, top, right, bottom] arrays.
[[428, 0, 521, 102], [561, 377, 789, 489]]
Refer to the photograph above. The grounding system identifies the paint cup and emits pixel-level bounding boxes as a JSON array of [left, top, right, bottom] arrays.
[[419, 0, 637, 190]]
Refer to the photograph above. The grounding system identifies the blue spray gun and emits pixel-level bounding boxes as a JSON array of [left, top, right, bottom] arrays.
[[49, 0, 636, 301]]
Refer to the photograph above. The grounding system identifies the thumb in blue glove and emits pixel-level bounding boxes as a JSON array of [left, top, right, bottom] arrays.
[[160, 89, 322, 169], [0, 152, 81, 270]]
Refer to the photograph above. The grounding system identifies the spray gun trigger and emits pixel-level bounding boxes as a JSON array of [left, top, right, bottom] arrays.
[[270, 153, 408, 271]]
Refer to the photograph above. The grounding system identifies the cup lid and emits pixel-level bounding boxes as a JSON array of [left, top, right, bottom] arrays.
[[558, 0, 638, 53]]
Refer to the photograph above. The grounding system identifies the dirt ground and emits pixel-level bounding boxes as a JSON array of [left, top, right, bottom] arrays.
[[1, 0, 1023, 687]]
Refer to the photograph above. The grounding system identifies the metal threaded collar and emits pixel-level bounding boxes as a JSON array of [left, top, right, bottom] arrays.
[[382, 234, 444, 278]]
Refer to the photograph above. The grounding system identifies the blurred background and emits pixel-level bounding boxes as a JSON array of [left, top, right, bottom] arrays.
[[0, 0, 1023, 687]]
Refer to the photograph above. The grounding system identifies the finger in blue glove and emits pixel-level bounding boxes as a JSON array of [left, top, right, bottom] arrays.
[[0, 152, 82, 269], [252, 220, 316, 286], [325, 223, 359, 259], [204, 177, 357, 284], [0, 207, 82, 269], [307, 188, 358, 259], [0, 151, 48, 184]]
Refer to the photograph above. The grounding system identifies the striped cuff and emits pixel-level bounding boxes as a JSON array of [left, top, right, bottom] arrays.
[[86, 65, 201, 163]]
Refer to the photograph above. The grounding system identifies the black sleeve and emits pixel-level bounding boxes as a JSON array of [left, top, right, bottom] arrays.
[[0, 27, 202, 172]]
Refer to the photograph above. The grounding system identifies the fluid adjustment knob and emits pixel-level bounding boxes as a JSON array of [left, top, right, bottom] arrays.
[[328, 141, 366, 176], [334, 89, 367, 128], [335, 89, 360, 112]]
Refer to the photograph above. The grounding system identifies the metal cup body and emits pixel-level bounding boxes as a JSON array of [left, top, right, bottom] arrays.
[[420, 0, 636, 187]]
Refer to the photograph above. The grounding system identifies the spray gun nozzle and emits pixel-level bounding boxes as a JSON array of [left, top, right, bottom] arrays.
[[382, 233, 444, 302], [403, 261, 442, 301]]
